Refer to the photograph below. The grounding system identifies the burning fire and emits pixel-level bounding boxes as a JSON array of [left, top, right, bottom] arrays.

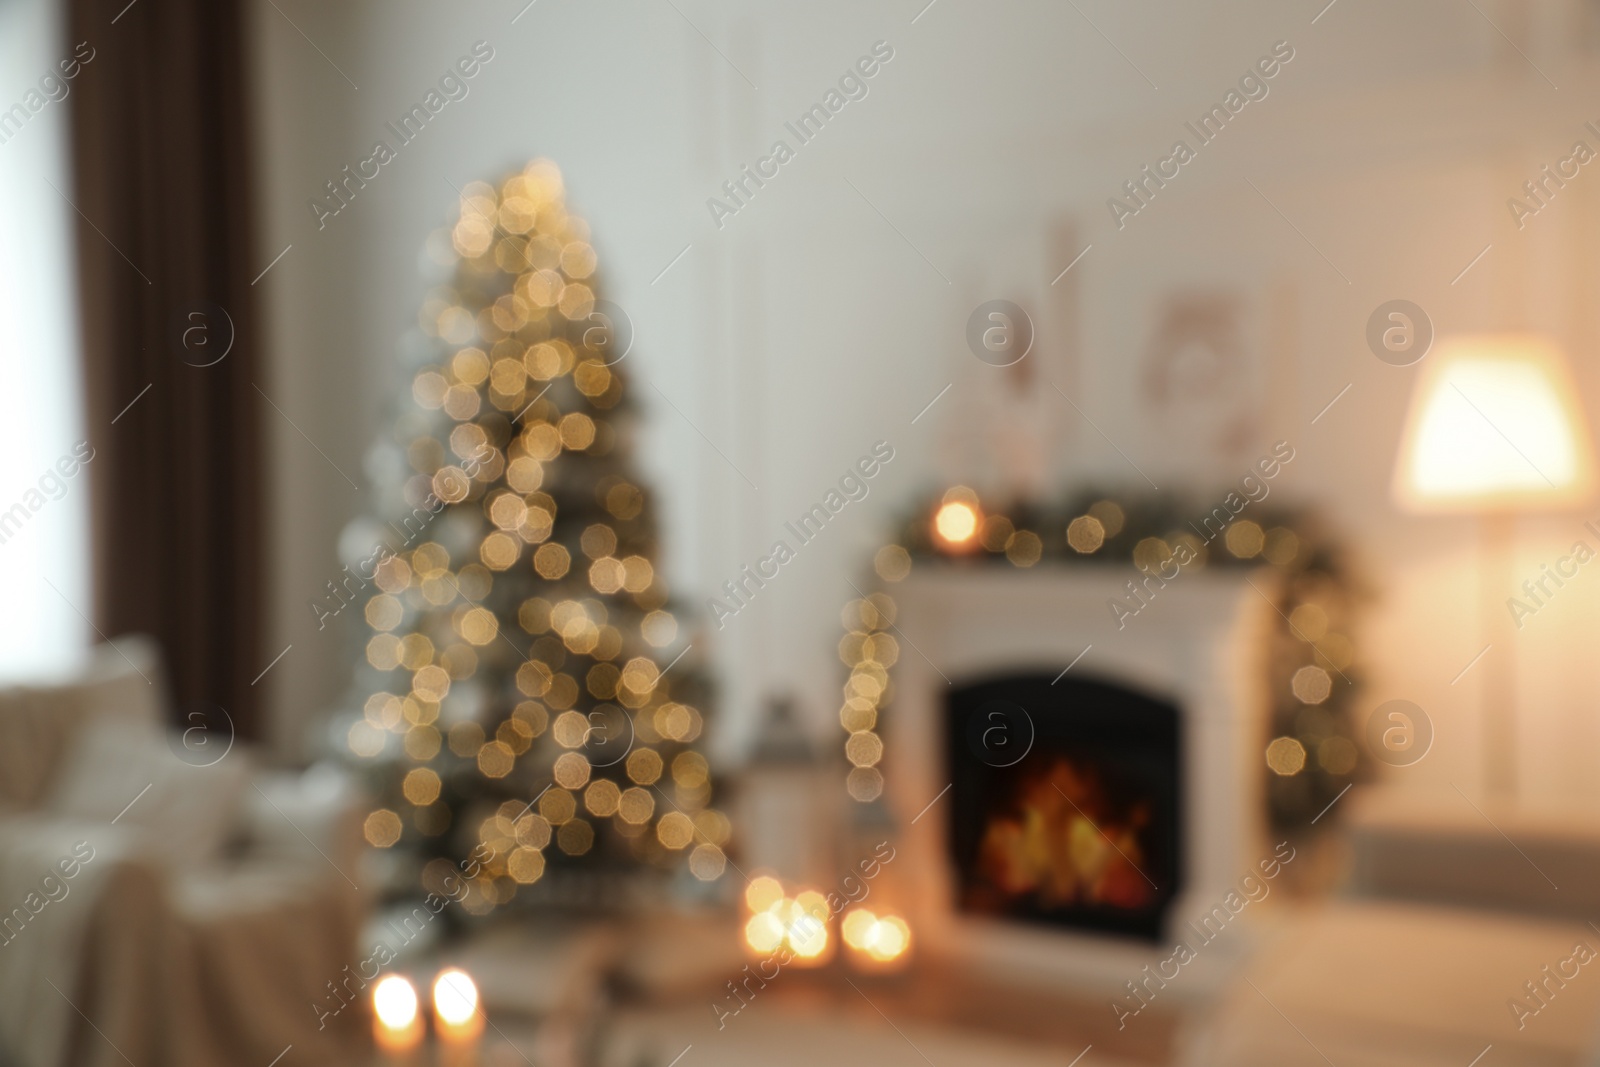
[[973, 757, 1155, 912]]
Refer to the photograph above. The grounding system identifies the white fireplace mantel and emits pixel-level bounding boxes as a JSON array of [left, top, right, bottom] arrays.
[[882, 562, 1280, 997]]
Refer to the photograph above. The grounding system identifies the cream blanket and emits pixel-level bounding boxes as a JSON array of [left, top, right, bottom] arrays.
[[0, 816, 366, 1067], [0, 819, 139, 1067]]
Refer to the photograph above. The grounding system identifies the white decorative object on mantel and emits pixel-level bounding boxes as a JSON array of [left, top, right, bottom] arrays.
[[735, 696, 838, 887], [884, 563, 1278, 999]]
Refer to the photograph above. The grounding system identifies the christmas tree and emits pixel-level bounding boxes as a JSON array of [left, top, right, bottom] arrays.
[[343, 160, 728, 916]]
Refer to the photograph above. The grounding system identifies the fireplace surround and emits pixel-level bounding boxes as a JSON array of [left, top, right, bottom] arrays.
[[883, 563, 1277, 994]]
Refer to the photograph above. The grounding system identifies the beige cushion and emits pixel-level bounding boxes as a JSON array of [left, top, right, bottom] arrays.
[[0, 635, 167, 812], [47, 720, 252, 868]]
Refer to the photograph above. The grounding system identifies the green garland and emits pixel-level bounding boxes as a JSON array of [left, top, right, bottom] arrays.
[[839, 486, 1363, 834]]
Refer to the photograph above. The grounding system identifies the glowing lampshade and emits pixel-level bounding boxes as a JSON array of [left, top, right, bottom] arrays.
[[1393, 334, 1596, 512]]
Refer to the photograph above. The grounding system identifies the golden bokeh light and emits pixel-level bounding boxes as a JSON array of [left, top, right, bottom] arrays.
[[656, 811, 695, 850], [1225, 520, 1265, 558], [641, 609, 678, 647], [1292, 664, 1333, 704], [1264, 527, 1301, 566], [539, 787, 577, 825], [874, 544, 912, 581], [1132, 537, 1173, 572], [477, 740, 515, 778], [617, 786, 655, 824], [689, 844, 727, 880], [1266, 736, 1307, 776], [552, 710, 590, 748], [403, 724, 441, 760], [365, 595, 403, 631], [627, 748, 663, 785], [745, 911, 784, 953], [847, 766, 884, 801], [1318, 736, 1358, 774], [1289, 602, 1329, 642], [745, 875, 784, 914], [402, 767, 441, 806], [364, 809, 403, 848], [504, 804, 546, 845], [347, 720, 385, 757], [1089, 499, 1125, 536], [533, 542, 571, 579], [1067, 515, 1105, 553], [584, 778, 621, 817], [933, 498, 980, 548], [845, 730, 884, 768], [671, 751, 709, 789], [557, 819, 594, 855], [553, 751, 592, 790], [508, 847, 546, 884], [1005, 530, 1043, 567]]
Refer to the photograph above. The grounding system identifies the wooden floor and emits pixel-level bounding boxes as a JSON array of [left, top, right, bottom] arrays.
[[603, 963, 1179, 1067]]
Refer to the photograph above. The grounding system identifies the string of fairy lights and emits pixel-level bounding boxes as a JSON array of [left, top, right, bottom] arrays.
[[840, 486, 1362, 831], [348, 161, 727, 915]]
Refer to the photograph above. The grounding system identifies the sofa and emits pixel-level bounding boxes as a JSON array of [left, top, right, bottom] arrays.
[[0, 636, 370, 1067], [1183, 787, 1600, 1065]]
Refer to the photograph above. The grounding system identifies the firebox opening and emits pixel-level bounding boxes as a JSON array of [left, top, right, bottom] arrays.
[[945, 672, 1183, 942]]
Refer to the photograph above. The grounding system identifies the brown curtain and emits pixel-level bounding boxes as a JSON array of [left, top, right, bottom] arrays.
[[67, 0, 266, 738]]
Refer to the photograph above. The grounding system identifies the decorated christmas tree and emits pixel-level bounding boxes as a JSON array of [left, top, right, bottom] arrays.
[[341, 160, 728, 916]]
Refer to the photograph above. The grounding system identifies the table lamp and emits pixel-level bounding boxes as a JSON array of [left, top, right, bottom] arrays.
[[1392, 333, 1596, 797]]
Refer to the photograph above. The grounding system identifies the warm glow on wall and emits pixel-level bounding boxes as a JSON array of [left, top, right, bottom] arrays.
[[1392, 334, 1596, 512]]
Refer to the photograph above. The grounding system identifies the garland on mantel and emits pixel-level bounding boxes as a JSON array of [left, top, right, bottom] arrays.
[[838, 484, 1363, 834]]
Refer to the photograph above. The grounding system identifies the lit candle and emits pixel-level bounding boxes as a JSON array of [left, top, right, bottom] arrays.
[[741, 878, 834, 967], [784, 890, 832, 967], [432, 968, 485, 1067], [841, 908, 912, 972], [372, 975, 423, 1064]]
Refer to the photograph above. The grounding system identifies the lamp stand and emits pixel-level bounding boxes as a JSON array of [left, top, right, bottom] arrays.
[[1481, 512, 1516, 800]]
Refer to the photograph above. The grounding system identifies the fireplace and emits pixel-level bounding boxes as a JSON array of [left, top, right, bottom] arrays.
[[882, 564, 1275, 992], [946, 673, 1182, 942]]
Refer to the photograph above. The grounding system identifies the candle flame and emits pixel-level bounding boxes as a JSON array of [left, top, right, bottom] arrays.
[[432, 968, 479, 1026], [373, 974, 419, 1029]]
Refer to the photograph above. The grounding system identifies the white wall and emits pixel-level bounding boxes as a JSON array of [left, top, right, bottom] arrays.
[[251, 0, 1600, 803]]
